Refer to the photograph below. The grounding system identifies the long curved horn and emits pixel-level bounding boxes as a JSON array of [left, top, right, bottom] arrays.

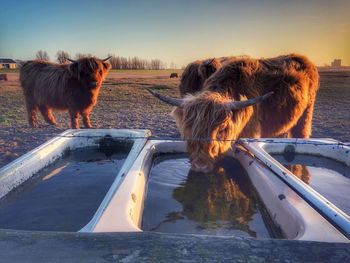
[[101, 56, 112, 62], [67, 58, 77, 63], [146, 88, 184, 106], [227, 91, 274, 110]]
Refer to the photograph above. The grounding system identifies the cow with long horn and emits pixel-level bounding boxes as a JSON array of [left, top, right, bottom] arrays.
[[148, 54, 319, 172], [20, 56, 112, 128]]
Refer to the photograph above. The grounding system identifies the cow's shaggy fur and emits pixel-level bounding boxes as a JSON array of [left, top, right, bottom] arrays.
[[179, 57, 224, 97], [172, 54, 319, 172], [20, 57, 111, 128]]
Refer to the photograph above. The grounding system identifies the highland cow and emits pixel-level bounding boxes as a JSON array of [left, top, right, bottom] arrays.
[[170, 73, 178, 78], [148, 54, 319, 172], [20, 56, 111, 128], [179, 57, 228, 97]]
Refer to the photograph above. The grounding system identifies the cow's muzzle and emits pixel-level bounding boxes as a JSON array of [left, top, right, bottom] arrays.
[[190, 159, 214, 173]]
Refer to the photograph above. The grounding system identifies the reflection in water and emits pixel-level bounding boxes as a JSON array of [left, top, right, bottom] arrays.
[[173, 160, 257, 236], [272, 153, 350, 216], [285, 164, 311, 184], [142, 154, 281, 238]]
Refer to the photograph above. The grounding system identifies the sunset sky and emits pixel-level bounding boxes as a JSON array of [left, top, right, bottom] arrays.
[[1, 0, 349, 67]]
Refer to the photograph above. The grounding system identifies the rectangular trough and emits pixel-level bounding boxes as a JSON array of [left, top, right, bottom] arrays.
[[0, 132, 348, 243], [0, 129, 150, 232], [238, 138, 350, 240], [93, 139, 349, 242]]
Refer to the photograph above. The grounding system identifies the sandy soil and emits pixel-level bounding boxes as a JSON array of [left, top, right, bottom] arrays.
[[0, 71, 349, 168]]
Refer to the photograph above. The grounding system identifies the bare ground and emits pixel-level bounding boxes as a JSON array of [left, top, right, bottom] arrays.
[[0, 71, 349, 168]]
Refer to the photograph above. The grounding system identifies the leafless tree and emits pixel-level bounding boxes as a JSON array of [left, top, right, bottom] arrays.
[[105, 54, 167, 70], [56, 51, 70, 64], [150, 59, 162, 70], [75, 53, 93, 59], [36, 50, 50, 61]]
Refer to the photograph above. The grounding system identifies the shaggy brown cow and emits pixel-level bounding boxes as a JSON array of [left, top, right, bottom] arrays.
[[20, 56, 111, 128], [169, 73, 178, 78], [179, 57, 229, 97], [148, 54, 319, 172]]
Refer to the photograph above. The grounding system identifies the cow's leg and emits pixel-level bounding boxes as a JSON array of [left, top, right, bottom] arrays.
[[290, 102, 315, 138], [69, 109, 80, 129], [81, 111, 92, 128], [25, 100, 39, 127], [39, 105, 57, 126]]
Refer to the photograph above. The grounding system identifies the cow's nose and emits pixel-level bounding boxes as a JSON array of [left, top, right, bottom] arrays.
[[89, 81, 98, 88], [191, 162, 211, 173]]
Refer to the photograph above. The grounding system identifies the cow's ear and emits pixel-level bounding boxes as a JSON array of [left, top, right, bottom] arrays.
[[103, 62, 111, 71], [204, 59, 219, 73], [199, 58, 220, 79], [69, 62, 79, 77]]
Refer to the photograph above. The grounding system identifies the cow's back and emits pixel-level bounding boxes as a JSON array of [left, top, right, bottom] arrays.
[[258, 54, 319, 104], [20, 61, 72, 108], [204, 54, 319, 100]]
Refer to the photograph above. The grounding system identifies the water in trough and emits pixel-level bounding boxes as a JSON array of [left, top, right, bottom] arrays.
[[0, 144, 130, 232], [142, 154, 283, 238], [272, 153, 350, 216]]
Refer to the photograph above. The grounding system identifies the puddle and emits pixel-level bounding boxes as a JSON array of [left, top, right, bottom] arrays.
[[142, 154, 283, 238], [0, 146, 129, 232], [272, 154, 350, 215]]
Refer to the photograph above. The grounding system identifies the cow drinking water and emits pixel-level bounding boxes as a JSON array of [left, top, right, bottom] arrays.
[[148, 54, 319, 172]]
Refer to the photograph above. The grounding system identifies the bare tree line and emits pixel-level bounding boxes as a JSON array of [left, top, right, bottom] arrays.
[[35, 50, 175, 69], [108, 54, 167, 70], [56, 51, 70, 64], [35, 50, 50, 61]]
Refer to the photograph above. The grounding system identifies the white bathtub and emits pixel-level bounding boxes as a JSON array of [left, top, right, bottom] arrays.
[[237, 138, 350, 241], [94, 139, 349, 243], [0, 129, 151, 232], [1, 133, 349, 242]]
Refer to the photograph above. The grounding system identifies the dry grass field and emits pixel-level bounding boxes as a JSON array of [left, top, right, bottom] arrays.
[[0, 70, 349, 168]]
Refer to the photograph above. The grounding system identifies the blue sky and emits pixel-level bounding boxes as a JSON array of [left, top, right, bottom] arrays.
[[1, 0, 349, 66]]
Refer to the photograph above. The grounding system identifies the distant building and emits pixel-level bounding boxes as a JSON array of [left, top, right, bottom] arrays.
[[331, 59, 341, 67], [0, 58, 17, 69]]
